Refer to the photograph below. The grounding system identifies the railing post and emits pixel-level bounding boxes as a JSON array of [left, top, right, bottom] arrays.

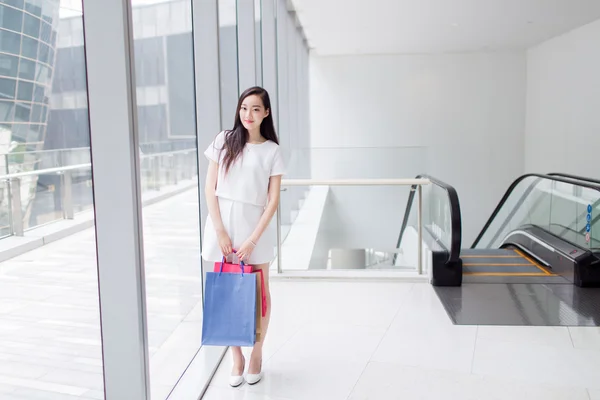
[[153, 156, 161, 190], [62, 171, 74, 219], [276, 202, 282, 274], [417, 184, 423, 274], [10, 178, 23, 236], [169, 154, 177, 185]]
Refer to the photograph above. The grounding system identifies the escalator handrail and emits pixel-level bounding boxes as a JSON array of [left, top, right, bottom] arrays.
[[395, 174, 462, 264], [480, 176, 546, 248], [471, 173, 600, 248], [548, 172, 600, 186]]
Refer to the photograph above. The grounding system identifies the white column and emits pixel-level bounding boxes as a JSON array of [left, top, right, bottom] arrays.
[[237, 0, 256, 91], [81, 0, 150, 398], [276, 0, 291, 224], [193, 0, 221, 171], [255, 0, 263, 86], [261, 0, 278, 130], [193, 0, 222, 276]]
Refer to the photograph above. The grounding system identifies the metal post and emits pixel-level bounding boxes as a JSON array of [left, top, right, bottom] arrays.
[[153, 156, 161, 190], [62, 171, 74, 219], [417, 184, 423, 274], [276, 202, 282, 274], [10, 178, 23, 236], [169, 155, 177, 185]]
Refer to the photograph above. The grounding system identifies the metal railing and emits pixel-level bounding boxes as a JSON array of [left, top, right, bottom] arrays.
[[276, 178, 431, 274], [0, 148, 198, 237]]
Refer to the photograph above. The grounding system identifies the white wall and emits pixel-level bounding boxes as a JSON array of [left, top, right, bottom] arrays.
[[310, 52, 527, 245], [525, 18, 600, 177]]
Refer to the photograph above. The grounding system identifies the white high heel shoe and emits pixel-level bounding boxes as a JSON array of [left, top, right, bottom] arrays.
[[229, 356, 245, 387], [245, 360, 262, 385]]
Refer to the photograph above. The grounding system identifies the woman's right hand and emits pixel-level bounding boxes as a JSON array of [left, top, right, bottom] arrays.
[[217, 230, 233, 256]]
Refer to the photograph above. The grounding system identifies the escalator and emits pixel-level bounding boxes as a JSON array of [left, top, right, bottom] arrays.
[[398, 173, 600, 288], [460, 247, 552, 277]]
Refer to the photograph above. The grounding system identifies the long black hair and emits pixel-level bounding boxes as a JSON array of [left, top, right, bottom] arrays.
[[221, 86, 278, 173]]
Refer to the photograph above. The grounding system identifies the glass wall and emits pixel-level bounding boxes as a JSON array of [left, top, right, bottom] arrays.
[[0, 0, 311, 397], [0, 0, 93, 235], [275, 0, 310, 248], [0, 0, 105, 398], [127, 1, 202, 399]]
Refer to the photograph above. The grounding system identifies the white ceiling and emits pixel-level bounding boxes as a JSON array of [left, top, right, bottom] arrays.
[[291, 0, 600, 55]]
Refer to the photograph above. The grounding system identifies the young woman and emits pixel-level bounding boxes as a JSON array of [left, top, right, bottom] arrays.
[[202, 86, 285, 386]]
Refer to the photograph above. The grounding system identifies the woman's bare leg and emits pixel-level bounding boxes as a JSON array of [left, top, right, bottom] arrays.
[[248, 263, 271, 374], [231, 346, 244, 375]]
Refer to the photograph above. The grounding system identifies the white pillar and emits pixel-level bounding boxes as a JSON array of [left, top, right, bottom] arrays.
[[82, 0, 150, 398], [237, 0, 257, 91]]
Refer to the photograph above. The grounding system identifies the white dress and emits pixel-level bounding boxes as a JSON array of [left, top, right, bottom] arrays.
[[202, 131, 286, 265]]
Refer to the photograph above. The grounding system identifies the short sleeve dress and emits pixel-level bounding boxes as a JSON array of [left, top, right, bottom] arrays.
[[201, 131, 286, 264]]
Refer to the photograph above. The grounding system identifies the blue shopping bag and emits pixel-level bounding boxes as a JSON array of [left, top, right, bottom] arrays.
[[201, 264, 257, 347]]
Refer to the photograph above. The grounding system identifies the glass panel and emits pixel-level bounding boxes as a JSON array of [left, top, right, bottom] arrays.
[[17, 79, 33, 101], [53, 46, 86, 92], [0, 29, 21, 54], [0, 5, 23, 32], [14, 102, 30, 121], [40, 19, 51, 43], [166, 33, 195, 137], [218, 0, 239, 128], [475, 176, 540, 248], [0, 53, 18, 77], [38, 42, 49, 64], [32, 82, 43, 101], [0, 1, 103, 398], [21, 35, 38, 59], [130, 0, 202, 398], [41, 0, 54, 24], [34, 62, 50, 84], [425, 184, 455, 253], [24, 0, 42, 17], [1, 0, 24, 8], [134, 36, 164, 87], [474, 176, 600, 250], [279, 148, 427, 273], [0, 99, 14, 119], [279, 184, 418, 271], [18, 57, 35, 80], [0, 77, 15, 98], [30, 102, 40, 121], [23, 12, 40, 37]]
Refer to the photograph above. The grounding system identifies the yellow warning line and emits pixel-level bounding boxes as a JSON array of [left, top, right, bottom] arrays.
[[464, 272, 557, 277], [464, 263, 534, 266], [461, 255, 523, 258], [513, 249, 553, 275]]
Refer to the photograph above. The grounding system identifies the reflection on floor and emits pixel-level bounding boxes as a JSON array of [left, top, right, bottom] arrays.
[[436, 283, 600, 326], [0, 188, 203, 400], [204, 280, 600, 400]]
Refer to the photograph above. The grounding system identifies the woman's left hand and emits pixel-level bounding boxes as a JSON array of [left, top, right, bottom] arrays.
[[237, 238, 256, 262]]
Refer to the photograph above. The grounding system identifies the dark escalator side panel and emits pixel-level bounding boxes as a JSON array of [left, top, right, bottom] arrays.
[[502, 225, 600, 287], [575, 256, 600, 288], [431, 250, 462, 286]]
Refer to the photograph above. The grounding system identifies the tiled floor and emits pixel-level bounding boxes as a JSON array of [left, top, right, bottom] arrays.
[[205, 280, 600, 400], [0, 187, 206, 400], [2, 183, 600, 400]]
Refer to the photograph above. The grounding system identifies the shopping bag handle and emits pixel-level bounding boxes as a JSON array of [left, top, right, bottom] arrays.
[[218, 249, 245, 276]]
